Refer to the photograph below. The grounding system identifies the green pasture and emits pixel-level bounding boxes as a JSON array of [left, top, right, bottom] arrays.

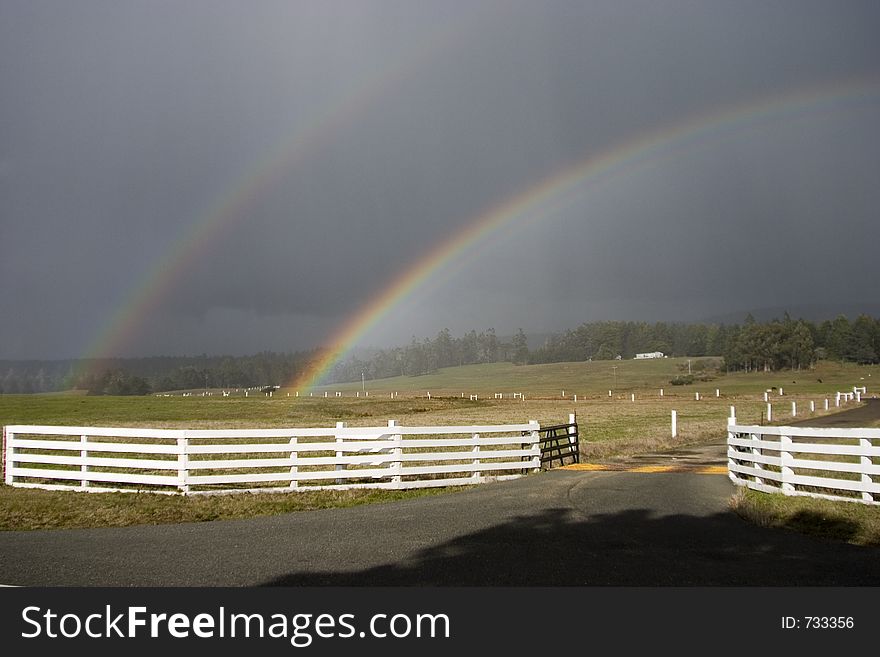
[[299, 357, 877, 398]]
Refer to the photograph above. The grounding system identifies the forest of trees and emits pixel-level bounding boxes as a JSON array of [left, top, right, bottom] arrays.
[[528, 314, 880, 372], [318, 328, 530, 385], [2, 314, 879, 395]]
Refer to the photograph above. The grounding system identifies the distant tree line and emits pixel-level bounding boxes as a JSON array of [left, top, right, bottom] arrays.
[[527, 314, 880, 372], [0, 351, 314, 396], [321, 328, 531, 385], [1, 314, 879, 395]]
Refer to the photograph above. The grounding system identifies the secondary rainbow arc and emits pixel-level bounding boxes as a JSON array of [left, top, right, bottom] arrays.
[[76, 14, 488, 375]]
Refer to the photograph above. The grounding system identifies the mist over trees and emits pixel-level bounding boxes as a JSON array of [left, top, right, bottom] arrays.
[[0, 351, 314, 395], [1, 314, 879, 395]]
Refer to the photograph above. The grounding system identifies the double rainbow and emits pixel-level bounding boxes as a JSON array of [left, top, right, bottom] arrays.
[[76, 57, 879, 390]]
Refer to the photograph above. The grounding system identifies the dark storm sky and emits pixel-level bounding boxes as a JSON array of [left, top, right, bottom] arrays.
[[1, 0, 879, 359]]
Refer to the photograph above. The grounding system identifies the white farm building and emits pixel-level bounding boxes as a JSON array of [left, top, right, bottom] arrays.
[[634, 351, 665, 359]]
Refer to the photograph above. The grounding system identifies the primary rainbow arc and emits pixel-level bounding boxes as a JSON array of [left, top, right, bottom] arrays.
[[289, 77, 880, 391]]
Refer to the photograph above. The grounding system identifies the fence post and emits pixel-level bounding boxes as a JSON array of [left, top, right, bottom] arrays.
[[767, 403, 772, 422], [751, 431, 764, 487], [727, 415, 736, 482], [288, 436, 299, 490], [780, 434, 795, 494], [791, 401, 797, 417], [80, 434, 89, 489], [529, 420, 540, 472], [671, 410, 677, 438], [824, 398, 829, 411], [472, 433, 481, 481], [3, 427, 12, 485], [335, 421, 346, 485], [568, 413, 578, 463], [177, 432, 189, 495], [390, 420, 402, 489], [860, 438, 874, 503]]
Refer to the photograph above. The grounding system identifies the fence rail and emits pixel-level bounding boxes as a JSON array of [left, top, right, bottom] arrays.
[[3, 421, 542, 495], [727, 423, 880, 505]]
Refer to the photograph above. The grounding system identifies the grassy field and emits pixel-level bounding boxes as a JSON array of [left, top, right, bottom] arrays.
[[1, 357, 877, 531], [299, 356, 878, 399]]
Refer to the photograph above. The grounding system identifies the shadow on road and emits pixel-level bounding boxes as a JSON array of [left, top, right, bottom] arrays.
[[261, 505, 880, 587]]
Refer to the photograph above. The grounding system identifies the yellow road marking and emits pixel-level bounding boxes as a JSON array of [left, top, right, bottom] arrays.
[[562, 463, 727, 475]]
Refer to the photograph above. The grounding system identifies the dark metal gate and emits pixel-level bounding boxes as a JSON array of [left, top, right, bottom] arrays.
[[537, 419, 579, 468]]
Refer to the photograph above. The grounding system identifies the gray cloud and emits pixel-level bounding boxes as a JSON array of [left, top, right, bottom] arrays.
[[2, 0, 879, 358]]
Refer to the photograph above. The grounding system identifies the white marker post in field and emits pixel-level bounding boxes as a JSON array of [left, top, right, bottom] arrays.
[[766, 403, 772, 422], [671, 410, 677, 438]]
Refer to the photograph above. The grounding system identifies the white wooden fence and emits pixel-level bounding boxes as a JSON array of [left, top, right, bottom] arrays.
[[727, 422, 880, 505], [2, 421, 541, 495]]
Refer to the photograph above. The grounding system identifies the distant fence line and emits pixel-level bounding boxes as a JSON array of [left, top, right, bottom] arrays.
[[3, 422, 547, 495], [727, 422, 879, 505]]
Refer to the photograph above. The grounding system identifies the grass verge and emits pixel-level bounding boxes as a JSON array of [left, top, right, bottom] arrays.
[[0, 485, 464, 532], [730, 487, 880, 547]]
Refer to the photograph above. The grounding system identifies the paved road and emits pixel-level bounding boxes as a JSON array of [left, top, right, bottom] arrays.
[[1, 402, 878, 586], [790, 397, 880, 427]]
